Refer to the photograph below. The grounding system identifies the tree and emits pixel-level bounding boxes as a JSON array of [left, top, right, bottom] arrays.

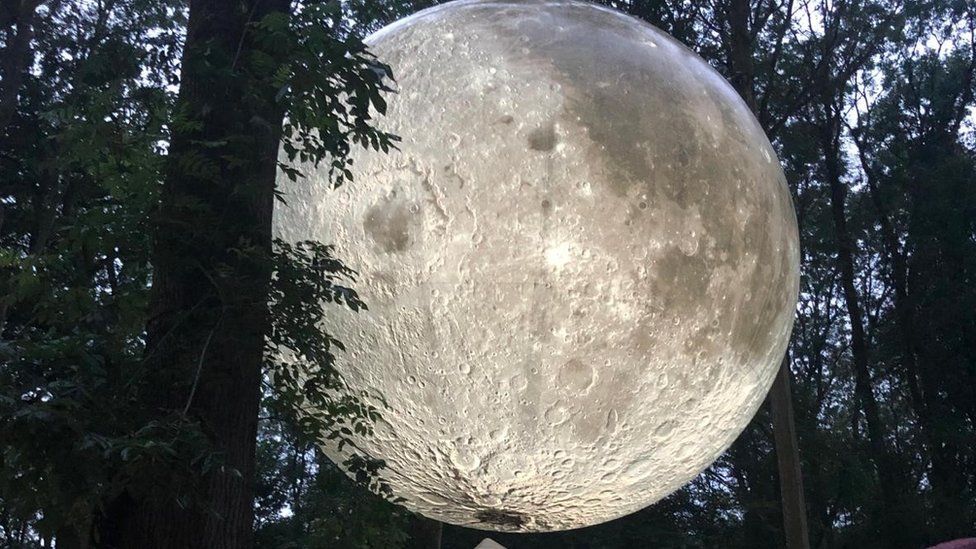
[[97, 0, 295, 544], [98, 1, 396, 546], [253, 415, 410, 548], [4, 0, 976, 546], [849, 10, 976, 535], [1, 2, 184, 544], [1, 0, 396, 545], [0, 0, 44, 131]]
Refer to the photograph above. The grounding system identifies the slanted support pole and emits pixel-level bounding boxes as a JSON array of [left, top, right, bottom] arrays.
[[770, 356, 811, 549]]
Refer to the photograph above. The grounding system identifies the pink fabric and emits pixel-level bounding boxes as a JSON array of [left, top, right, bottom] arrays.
[[929, 539, 976, 549]]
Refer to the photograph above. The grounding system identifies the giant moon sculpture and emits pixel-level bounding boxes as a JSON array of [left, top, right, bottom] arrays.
[[274, 0, 800, 533]]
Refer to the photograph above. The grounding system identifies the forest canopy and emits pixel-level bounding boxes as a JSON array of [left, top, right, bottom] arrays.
[[1, 0, 974, 548]]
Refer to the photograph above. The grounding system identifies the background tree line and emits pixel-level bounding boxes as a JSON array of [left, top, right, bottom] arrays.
[[1, 0, 974, 548]]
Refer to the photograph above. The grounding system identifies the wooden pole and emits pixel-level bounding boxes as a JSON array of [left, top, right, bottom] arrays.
[[769, 357, 811, 549]]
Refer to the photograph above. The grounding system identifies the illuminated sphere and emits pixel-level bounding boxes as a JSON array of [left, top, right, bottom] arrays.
[[274, 0, 799, 532]]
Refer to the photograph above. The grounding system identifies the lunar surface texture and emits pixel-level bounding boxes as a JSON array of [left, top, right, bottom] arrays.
[[274, 0, 800, 532]]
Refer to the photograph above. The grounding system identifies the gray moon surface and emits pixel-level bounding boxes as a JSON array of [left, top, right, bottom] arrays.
[[273, 0, 800, 533]]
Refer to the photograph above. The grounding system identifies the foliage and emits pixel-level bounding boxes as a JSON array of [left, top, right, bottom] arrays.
[[0, 1, 187, 542], [0, 0, 403, 544], [1, 0, 975, 547], [254, 421, 410, 549], [257, 0, 405, 527], [265, 239, 393, 497], [260, 2, 400, 187]]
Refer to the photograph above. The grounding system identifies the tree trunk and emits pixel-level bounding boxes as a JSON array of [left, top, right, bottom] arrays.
[[725, 0, 756, 111], [0, 0, 44, 334], [820, 98, 911, 547], [858, 148, 926, 417], [901, 140, 974, 540], [99, 0, 290, 546], [769, 357, 811, 549], [857, 142, 967, 538], [0, 0, 43, 130]]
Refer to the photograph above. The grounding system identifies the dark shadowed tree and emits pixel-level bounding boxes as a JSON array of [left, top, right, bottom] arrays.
[[1, 0, 396, 546], [97, 1, 396, 546]]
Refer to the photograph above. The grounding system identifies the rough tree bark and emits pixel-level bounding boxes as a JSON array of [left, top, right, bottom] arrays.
[[99, 0, 290, 547]]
